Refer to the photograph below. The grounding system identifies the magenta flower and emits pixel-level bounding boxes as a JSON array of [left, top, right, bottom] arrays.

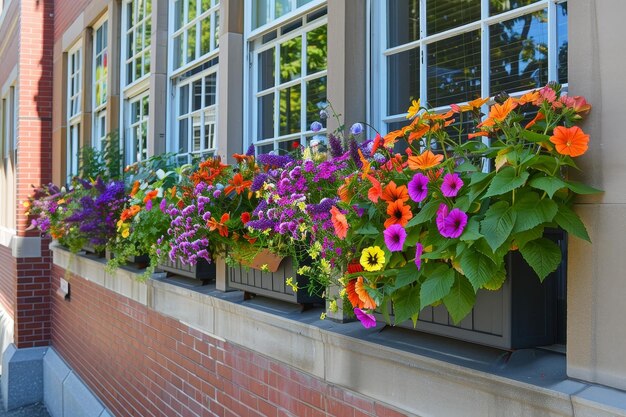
[[415, 243, 424, 270], [354, 308, 376, 328], [441, 173, 464, 198], [438, 208, 468, 238], [408, 173, 429, 203], [436, 204, 449, 231], [384, 224, 407, 252]]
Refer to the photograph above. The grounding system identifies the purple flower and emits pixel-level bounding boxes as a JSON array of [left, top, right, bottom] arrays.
[[245, 144, 256, 156], [159, 198, 167, 213], [328, 134, 344, 158], [408, 173, 429, 203], [251, 173, 269, 192], [436, 204, 449, 231], [383, 224, 407, 252], [438, 208, 468, 238], [350, 123, 364, 136], [145, 199, 153, 212], [349, 139, 362, 169], [354, 308, 376, 328], [246, 219, 275, 231], [213, 190, 222, 198], [311, 121, 323, 132], [257, 153, 294, 168], [441, 173, 464, 198], [415, 243, 423, 270]]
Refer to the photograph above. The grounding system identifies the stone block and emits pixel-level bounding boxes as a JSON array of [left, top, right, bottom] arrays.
[[62, 373, 104, 417], [1, 344, 47, 411], [43, 349, 71, 417]]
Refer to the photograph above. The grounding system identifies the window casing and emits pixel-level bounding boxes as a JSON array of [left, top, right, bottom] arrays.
[[373, 0, 569, 132], [169, 0, 220, 163], [123, 0, 152, 86], [246, 1, 328, 154], [92, 17, 108, 151], [67, 45, 82, 181]]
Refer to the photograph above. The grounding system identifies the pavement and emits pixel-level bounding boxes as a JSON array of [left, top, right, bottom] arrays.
[[0, 378, 50, 417]]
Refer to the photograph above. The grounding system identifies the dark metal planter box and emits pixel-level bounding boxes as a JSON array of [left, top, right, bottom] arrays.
[[81, 242, 105, 257], [158, 258, 215, 283], [390, 230, 565, 350], [228, 256, 324, 306]]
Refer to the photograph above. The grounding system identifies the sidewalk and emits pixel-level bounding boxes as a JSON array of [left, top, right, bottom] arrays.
[[0, 378, 50, 417]]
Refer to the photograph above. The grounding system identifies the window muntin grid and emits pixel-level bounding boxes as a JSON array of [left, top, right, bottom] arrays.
[[127, 92, 149, 163], [124, 0, 152, 85], [67, 44, 82, 181], [171, 0, 220, 72], [93, 18, 108, 150]]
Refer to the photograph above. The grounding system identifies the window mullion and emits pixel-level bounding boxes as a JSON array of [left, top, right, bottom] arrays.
[[547, 0, 557, 82], [419, 0, 427, 106], [301, 33, 307, 140], [273, 44, 280, 148]]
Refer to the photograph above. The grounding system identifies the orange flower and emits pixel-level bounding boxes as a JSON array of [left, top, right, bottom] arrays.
[[370, 134, 383, 156], [170, 186, 177, 198], [355, 277, 377, 310], [516, 91, 540, 105], [479, 98, 518, 128], [382, 154, 406, 173], [384, 129, 406, 147], [384, 200, 413, 228], [338, 176, 354, 203], [381, 181, 409, 204], [345, 280, 362, 309], [143, 190, 158, 204], [358, 149, 371, 178], [407, 150, 443, 171], [549, 126, 589, 157], [366, 175, 382, 203], [130, 181, 140, 197], [524, 111, 545, 129], [468, 131, 489, 139], [407, 124, 429, 143], [207, 213, 230, 237], [241, 212, 251, 224], [225, 173, 253, 195], [330, 206, 348, 239]]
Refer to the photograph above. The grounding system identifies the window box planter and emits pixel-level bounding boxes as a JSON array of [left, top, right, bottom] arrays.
[[228, 250, 324, 306], [157, 258, 215, 283], [80, 242, 105, 258], [385, 230, 565, 350]]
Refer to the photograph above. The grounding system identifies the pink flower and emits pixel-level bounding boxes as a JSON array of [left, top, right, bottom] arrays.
[[441, 173, 464, 198], [415, 243, 423, 270], [383, 224, 407, 252], [408, 173, 429, 203], [354, 308, 376, 328], [436, 204, 449, 231], [438, 208, 468, 238]]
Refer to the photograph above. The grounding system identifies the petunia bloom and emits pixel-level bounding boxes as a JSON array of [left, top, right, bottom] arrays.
[[346, 279, 361, 308], [384, 200, 413, 228], [330, 206, 349, 239], [436, 204, 449, 232], [366, 175, 382, 203], [438, 208, 468, 239], [415, 243, 424, 270], [355, 277, 377, 310], [441, 173, 464, 198], [360, 246, 385, 272], [407, 150, 444, 171], [354, 308, 377, 328], [384, 224, 407, 252], [408, 173, 429, 203], [381, 181, 409, 204], [549, 126, 589, 157]]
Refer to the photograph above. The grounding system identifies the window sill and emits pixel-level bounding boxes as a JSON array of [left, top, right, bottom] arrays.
[[50, 243, 626, 417]]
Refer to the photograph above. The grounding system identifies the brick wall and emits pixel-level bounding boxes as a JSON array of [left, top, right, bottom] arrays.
[[50, 265, 406, 417], [53, 0, 91, 41], [0, 245, 16, 318]]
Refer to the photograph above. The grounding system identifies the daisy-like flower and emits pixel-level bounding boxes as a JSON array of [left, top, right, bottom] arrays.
[[384, 224, 407, 252], [441, 173, 464, 198], [360, 246, 386, 272], [438, 208, 468, 238], [408, 173, 429, 203], [549, 126, 589, 157], [381, 181, 409, 204], [407, 150, 444, 171], [415, 243, 424, 270], [384, 200, 413, 228]]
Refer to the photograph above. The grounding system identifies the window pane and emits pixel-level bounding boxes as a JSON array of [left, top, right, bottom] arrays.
[[214, 11, 220, 47], [388, 0, 419, 48], [187, 25, 197, 63], [135, 57, 142, 79], [137, 0, 145, 21], [388, 48, 419, 115], [490, 0, 540, 16], [174, 0, 184, 30], [258, 48, 275, 91], [489, 10, 548, 95], [252, 0, 269, 29], [145, 19, 152, 46], [179, 118, 189, 152], [189, 0, 197, 21], [201, 17, 211, 55], [192, 114, 201, 151], [127, 31, 134, 58], [278, 139, 299, 152], [192, 79, 202, 111], [257, 143, 273, 154], [204, 108, 216, 149], [279, 84, 301, 136], [280, 36, 301, 83], [201, 0, 211, 12], [258, 93, 274, 140], [306, 25, 327, 75], [142, 95, 149, 116], [146, 0, 152, 15], [297, 0, 313, 6], [275, 0, 291, 19], [557, 2, 568, 84], [306, 77, 326, 128], [173, 34, 183, 69], [143, 50, 151, 75], [127, 2, 134, 28], [205, 73, 217, 106], [426, 0, 480, 35], [427, 31, 481, 107], [131, 101, 140, 123], [179, 84, 189, 114]]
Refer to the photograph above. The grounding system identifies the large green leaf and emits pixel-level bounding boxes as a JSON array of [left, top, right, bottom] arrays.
[[443, 275, 476, 325], [355, 223, 379, 235], [512, 225, 544, 248], [554, 205, 591, 242], [393, 263, 422, 290], [519, 238, 562, 281], [392, 285, 421, 326], [460, 217, 482, 242], [529, 176, 567, 198], [483, 167, 530, 198], [482, 266, 507, 291], [460, 251, 499, 292], [565, 181, 603, 195], [512, 192, 558, 233], [406, 200, 441, 227], [480, 201, 516, 251], [420, 265, 455, 307], [520, 130, 551, 143]]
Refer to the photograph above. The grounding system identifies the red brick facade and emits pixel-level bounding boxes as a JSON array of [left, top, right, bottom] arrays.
[[50, 265, 406, 417]]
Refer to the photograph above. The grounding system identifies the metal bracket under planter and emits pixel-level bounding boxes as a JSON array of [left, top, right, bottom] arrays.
[[383, 231, 565, 350], [157, 258, 216, 284], [228, 255, 324, 307]]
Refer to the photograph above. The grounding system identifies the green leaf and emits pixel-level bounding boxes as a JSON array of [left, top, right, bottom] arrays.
[[565, 181, 603, 195], [405, 227, 422, 247], [519, 238, 562, 281], [355, 223, 379, 235], [529, 176, 567, 198], [406, 200, 441, 228], [459, 251, 499, 292], [482, 267, 507, 291], [512, 192, 558, 233], [554, 205, 591, 242], [520, 129, 551, 143], [480, 201, 516, 251], [469, 172, 492, 186], [460, 217, 482, 242], [393, 263, 422, 289], [454, 161, 479, 172], [443, 275, 476, 325], [484, 167, 530, 198], [454, 196, 471, 212], [512, 225, 545, 248], [420, 265, 455, 307], [392, 285, 421, 326], [526, 155, 558, 175]]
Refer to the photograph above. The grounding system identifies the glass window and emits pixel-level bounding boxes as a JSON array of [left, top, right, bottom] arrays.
[[251, 0, 316, 31], [124, 0, 151, 85], [128, 93, 149, 163], [67, 44, 82, 181], [171, 0, 219, 71], [93, 18, 108, 150]]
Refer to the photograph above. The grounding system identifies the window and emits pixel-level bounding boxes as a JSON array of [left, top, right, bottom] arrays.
[[373, 0, 568, 131], [246, 2, 327, 153], [169, 0, 220, 163], [67, 44, 82, 181], [123, 0, 152, 86], [128, 92, 149, 163], [93, 17, 108, 151]]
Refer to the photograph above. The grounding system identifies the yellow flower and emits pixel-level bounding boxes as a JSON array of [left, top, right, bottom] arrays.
[[297, 201, 307, 212], [360, 246, 386, 272], [406, 99, 421, 119], [297, 265, 311, 275], [320, 259, 331, 275], [261, 264, 269, 272], [319, 312, 327, 320], [339, 288, 346, 298], [286, 277, 298, 292], [22, 201, 30, 208], [328, 300, 338, 313], [121, 228, 130, 238]]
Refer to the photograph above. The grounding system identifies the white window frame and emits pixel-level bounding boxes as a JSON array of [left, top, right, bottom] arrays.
[[121, 0, 152, 89], [92, 15, 109, 151], [371, 0, 568, 132], [244, 0, 328, 153], [67, 43, 82, 181], [126, 91, 150, 164]]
